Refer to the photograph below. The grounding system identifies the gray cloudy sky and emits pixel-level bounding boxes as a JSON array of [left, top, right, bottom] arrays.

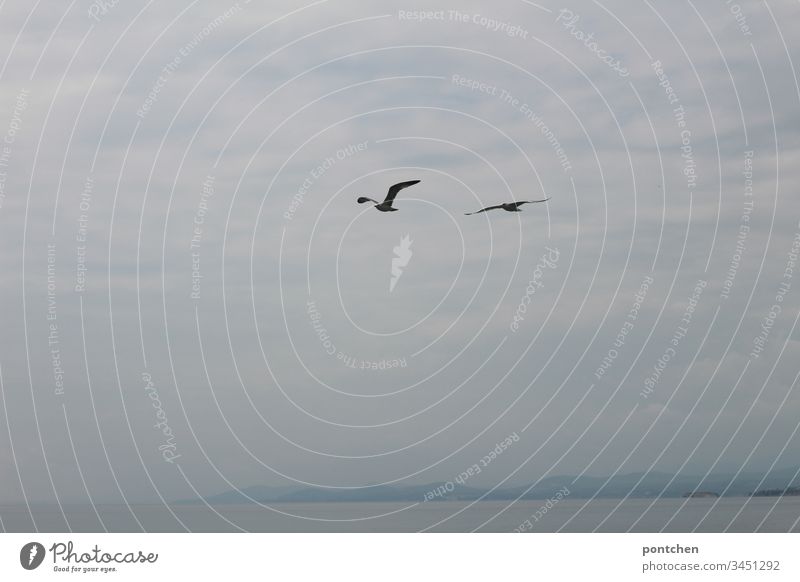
[[1, 0, 800, 522]]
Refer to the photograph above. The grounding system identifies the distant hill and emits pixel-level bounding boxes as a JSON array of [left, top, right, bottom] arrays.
[[176, 466, 800, 504]]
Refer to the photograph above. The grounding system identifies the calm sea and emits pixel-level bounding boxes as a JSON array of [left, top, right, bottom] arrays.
[[3, 498, 799, 532]]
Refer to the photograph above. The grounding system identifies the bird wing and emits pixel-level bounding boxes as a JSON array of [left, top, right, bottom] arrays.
[[513, 198, 550, 209], [465, 204, 504, 215], [383, 180, 421, 204]]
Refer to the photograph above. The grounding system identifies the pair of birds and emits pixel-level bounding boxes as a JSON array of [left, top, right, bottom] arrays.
[[357, 180, 550, 215]]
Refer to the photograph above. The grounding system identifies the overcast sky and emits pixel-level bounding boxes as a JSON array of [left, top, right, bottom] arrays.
[[1, 0, 800, 525]]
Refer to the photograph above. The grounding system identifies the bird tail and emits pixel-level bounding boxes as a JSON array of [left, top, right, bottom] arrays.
[[357, 197, 377, 204]]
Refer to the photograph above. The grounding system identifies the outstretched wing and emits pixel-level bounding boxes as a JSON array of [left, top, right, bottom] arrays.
[[357, 197, 378, 204], [512, 198, 550, 209], [464, 204, 504, 215], [383, 180, 421, 205]]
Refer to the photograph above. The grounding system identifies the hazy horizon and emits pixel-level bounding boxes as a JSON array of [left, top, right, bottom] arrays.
[[1, 0, 800, 533]]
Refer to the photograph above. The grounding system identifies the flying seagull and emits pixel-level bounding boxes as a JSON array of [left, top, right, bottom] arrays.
[[357, 180, 420, 212], [464, 198, 550, 215]]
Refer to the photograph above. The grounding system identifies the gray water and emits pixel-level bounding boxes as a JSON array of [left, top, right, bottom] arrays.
[[3, 498, 799, 532]]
